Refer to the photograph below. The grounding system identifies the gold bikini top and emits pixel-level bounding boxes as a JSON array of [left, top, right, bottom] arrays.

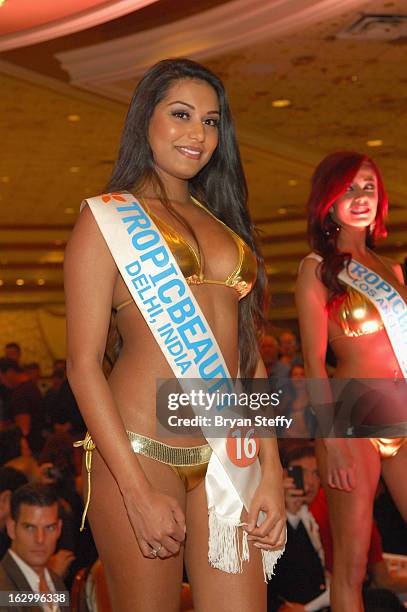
[[332, 287, 384, 339], [301, 253, 384, 341], [115, 196, 257, 313]]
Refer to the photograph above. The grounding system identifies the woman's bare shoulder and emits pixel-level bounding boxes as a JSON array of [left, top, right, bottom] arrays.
[[67, 202, 99, 246], [65, 199, 114, 270], [296, 252, 328, 304], [297, 252, 323, 276]]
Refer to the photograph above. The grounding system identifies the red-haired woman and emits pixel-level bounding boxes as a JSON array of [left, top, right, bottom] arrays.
[[296, 151, 407, 611]]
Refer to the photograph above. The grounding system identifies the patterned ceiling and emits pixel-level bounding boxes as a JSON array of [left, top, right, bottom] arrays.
[[0, 0, 406, 323]]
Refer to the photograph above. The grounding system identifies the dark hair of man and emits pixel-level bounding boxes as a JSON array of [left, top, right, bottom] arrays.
[[0, 467, 28, 495], [5, 343, 21, 353], [284, 445, 315, 468], [107, 58, 267, 378], [10, 484, 58, 521]]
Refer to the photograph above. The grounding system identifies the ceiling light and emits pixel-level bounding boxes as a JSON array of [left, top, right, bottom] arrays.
[[37, 279, 46, 286], [272, 99, 291, 108], [16, 279, 25, 286], [367, 139, 383, 147], [288, 179, 298, 187], [67, 115, 81, 122], [278, 207, 287, 215], [69, 166, 80, 173], [1, 176, 10, 183], [64, 207, 75, 214]]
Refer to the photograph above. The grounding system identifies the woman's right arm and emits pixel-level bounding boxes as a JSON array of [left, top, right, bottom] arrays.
[[295, 258, 356, 491], [64, 205, 185, 556]]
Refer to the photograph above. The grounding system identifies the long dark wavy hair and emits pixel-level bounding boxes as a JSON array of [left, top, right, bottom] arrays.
[[105, 58, 267, 378], [307, 151, 388, 307]]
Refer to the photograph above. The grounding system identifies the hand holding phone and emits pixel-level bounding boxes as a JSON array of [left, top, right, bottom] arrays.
[[284, 466, 306, 514], [287, 465, 304, 490]]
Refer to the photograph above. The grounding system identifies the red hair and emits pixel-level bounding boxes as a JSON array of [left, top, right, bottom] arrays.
[[306, 151, 388, 305], [308, 151, 387, 243]]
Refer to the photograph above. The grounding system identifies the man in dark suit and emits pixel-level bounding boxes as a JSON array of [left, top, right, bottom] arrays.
[[0, 484, 66, 612]]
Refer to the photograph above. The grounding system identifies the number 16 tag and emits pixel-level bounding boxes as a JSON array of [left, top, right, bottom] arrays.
[[226, 427, 260, 467]]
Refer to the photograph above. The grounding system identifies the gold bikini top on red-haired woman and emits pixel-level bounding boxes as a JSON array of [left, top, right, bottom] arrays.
[[302, 253, 384, 340], [114, 196, 257, 313]]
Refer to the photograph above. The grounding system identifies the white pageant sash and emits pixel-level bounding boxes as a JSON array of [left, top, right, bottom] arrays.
[[83, 192, 284, 579], [306, 253, 407, 377], [339, 260, 407, 377]]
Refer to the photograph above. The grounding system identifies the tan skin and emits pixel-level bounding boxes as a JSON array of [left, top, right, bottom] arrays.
[[296, 162, 407, 611], [65, 78, 285, 612]]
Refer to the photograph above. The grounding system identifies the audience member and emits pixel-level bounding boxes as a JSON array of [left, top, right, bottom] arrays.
[[24, 362, 42, 386], [0, 484, 66, 611], [39, 433, 82, 514], [4, 343, 21, 365], [268, 445, 328, 611], [277, 330, 301, 373], [52, 380, 85, 435], [42, 370, 66, 436], [0, 359, 20, 430], [1, 458, 79, 584], [278, 364, 316, 439], [9, 364, 46, 455], [261, 335, 280, 377], [266, 330, 302, 388]]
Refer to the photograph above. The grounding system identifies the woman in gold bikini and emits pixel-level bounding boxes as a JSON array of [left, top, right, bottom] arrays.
[[65, 59, 285, 611], [296, 151, 407, 611]]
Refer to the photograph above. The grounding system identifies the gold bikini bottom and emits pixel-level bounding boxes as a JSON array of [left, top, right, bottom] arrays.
[[370, 437, 406, 459], [353, 423, 407, 459], [74, 431, 212, 529], [126, 430, 212, 490]]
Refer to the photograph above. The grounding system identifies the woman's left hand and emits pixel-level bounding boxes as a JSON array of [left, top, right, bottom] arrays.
[[245, 476, 286, 550]]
